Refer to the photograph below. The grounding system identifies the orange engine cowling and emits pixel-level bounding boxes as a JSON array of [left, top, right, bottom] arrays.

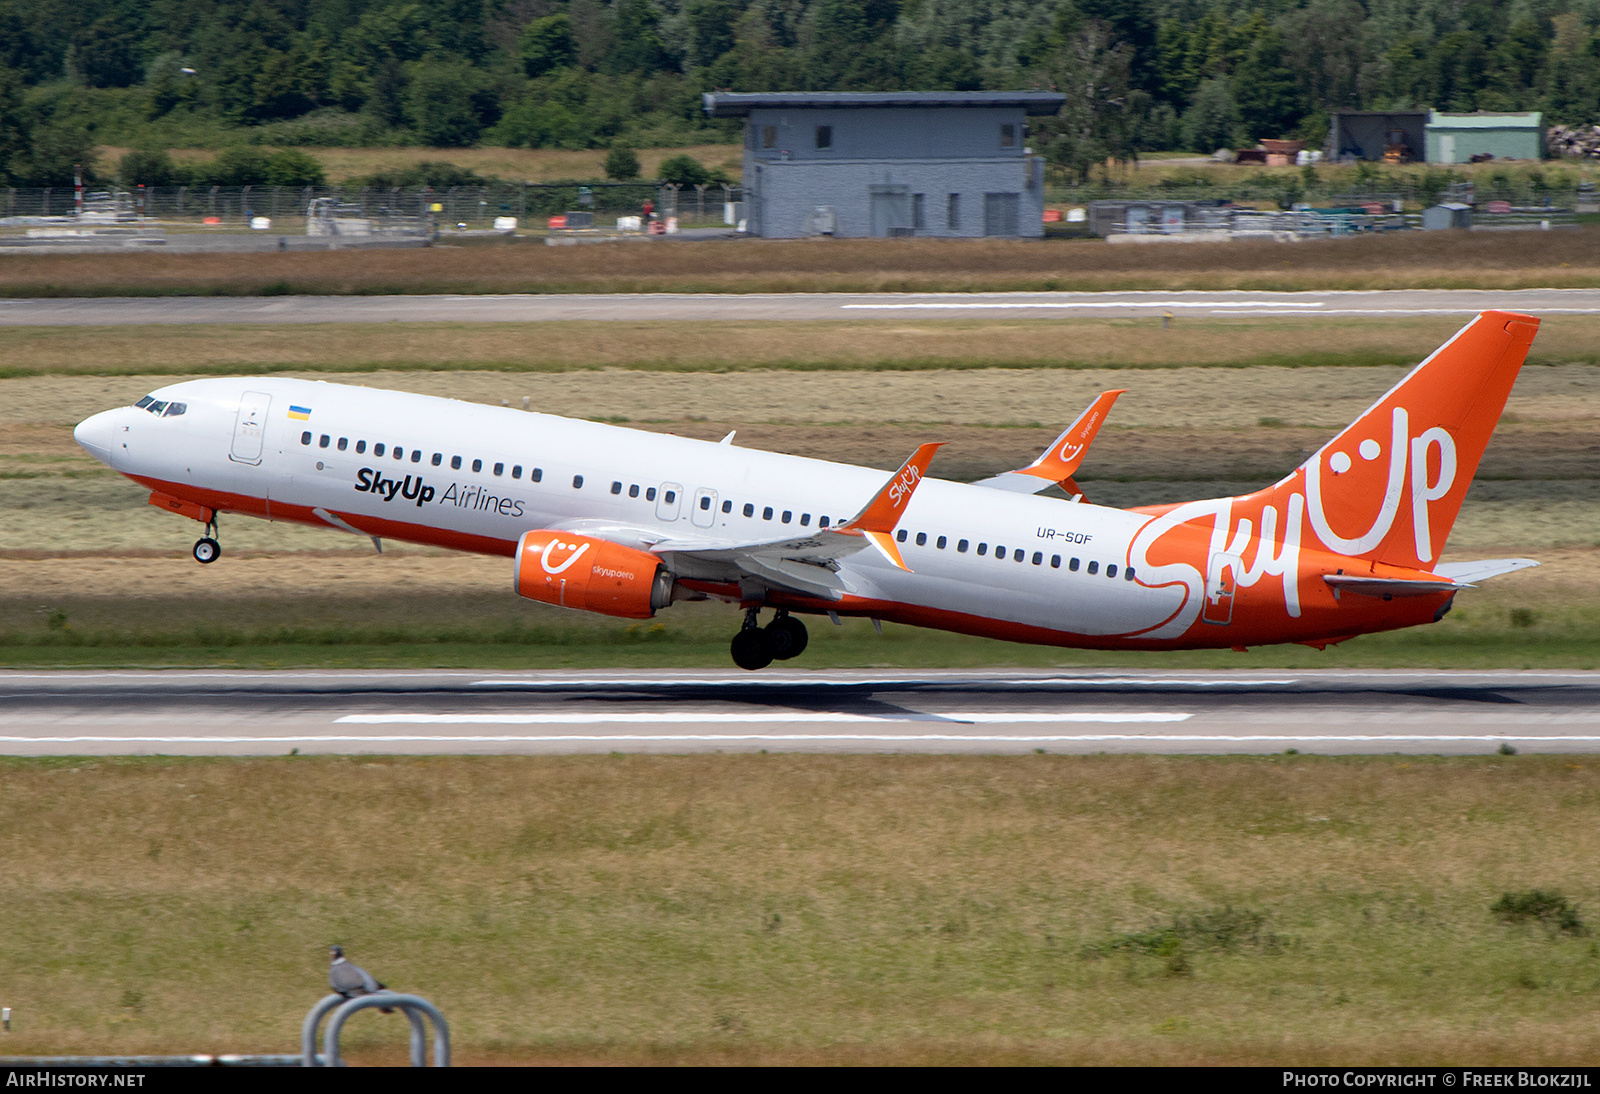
[[513, 531, 674, 619]]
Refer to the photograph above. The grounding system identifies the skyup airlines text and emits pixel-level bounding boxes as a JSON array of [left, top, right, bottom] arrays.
[[354, 468, 525, 518]]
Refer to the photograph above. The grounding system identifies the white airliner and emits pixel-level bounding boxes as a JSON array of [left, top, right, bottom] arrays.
[[73, 310, 1540, 669]]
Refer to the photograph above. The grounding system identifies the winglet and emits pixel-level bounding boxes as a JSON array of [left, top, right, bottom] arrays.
[[1016, 389, 1126, 483], [838, 442, 944, 571]]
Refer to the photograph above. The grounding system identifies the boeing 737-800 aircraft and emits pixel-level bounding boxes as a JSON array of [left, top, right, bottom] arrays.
[[72, 310, 1539, 669]]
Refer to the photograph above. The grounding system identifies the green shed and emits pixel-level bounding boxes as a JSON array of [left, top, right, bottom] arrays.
[[1425, 111, 1543, 163]]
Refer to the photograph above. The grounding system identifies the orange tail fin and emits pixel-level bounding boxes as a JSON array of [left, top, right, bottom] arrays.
[[1294, 310, 1538, 569]]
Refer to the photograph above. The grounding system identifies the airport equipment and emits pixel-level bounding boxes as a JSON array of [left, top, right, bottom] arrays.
[[302, 992, 450, 1067]]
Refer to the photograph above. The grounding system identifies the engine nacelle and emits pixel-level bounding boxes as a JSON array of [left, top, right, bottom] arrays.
[[513, 530, 674, 619]]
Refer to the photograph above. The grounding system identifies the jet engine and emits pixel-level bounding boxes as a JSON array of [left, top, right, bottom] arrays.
[[513, 530, 675, 619]]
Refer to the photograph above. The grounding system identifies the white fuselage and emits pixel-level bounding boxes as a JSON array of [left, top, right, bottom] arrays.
[[75, 377, 1186, 644]]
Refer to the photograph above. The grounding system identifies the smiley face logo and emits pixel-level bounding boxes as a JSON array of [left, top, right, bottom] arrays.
[[540, 538, 591, 574]]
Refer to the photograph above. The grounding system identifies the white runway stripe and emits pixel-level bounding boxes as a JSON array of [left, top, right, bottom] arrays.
[[842, 301, 1326, 310], [1, 734, 1597, 745], [334, 712, 1192, 725]]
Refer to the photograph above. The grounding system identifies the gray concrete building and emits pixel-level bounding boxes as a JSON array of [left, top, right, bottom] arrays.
[[701, 91, 1065, 239]]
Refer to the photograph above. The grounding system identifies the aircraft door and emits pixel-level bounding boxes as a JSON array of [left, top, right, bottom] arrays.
[[230, 391, 272, 465], [691, 487, 717, 528], [1202, 552, 1241, 626], [655, 482, 682, 522]]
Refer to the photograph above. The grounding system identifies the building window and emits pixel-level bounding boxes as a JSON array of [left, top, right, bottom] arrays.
[[948, 193, 960, 230], [762, 125, 777, 149], [815, 125, 832, 150], [1000, 123, 1016, 148], [913, 193, 925, 230]]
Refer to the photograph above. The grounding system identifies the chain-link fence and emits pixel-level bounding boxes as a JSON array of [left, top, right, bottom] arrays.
[[0, 183, 748, 231]]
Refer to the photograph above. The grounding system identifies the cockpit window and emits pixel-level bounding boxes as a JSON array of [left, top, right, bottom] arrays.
[[147, 401, 168, 415], [162, 402, 186, 417], [135, 396, 155, 409]]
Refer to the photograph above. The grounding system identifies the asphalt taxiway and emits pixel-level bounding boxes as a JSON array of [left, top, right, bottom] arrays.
[[2, 669, 1597, 756], [3, 288, 1600, 326]]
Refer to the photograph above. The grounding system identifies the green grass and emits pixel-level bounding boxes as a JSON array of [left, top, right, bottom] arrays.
[[1, 753, 1598, 1064]]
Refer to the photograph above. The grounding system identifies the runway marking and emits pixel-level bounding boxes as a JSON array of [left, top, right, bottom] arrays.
[[842, 301, 1326, 310], [469, 677, 1299, 688], [334, 712, 1194, 725], [2, 734, 1597, 746]]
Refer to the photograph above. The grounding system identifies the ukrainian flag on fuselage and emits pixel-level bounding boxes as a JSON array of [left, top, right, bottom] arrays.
[[288, 405, 312, 420]]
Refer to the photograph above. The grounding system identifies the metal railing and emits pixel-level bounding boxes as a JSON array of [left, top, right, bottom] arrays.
[[302, 991, 450, 1067]]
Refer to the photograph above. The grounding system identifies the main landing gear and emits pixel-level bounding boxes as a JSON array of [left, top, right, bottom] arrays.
[[730, 609, 809, 671], [192, 519, 221, 565]]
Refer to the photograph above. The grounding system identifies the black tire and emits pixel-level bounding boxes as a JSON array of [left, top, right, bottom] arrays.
[[730, 627, 774, 671], [193, 537, 221, 564], [766, 615, 809, 660]]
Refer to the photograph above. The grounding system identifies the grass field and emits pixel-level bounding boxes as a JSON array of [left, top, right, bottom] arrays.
[[5, 229, 1600, 297], [1, 753, 1597, 1064], [9, 315, 1600, 379]]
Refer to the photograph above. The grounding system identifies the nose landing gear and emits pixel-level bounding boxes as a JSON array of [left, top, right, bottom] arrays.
[[192, 519, 221, 565], [729, 609, 810, 670]]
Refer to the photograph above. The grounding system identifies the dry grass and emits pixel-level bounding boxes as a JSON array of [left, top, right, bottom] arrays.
[[10, 315, 1600, 379], [6, 229, 1600, 297], [1, 754, 1598, 1063], [119, 143, 746, 184]]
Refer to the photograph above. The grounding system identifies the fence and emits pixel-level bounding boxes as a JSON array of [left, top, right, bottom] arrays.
[[0, 184, 746, 230]]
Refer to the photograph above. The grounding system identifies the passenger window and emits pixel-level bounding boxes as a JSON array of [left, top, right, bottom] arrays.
[[393, 447, 404, 459], [432, 453, 442, 466], [1069, 557, 1080, 571], [700, 495, 711, 510], [573, 475, 584, 489], [451, 456, 461, 470], [355, 441, 366, 454], [936, 536, 946, 549], [819, 516, 830, 528], [1107, 564, 1118, 578], [723, 500, 733, 513], [411, 450, 422, 463], [472, 459, 482, 473], [1051, 555, 1061, 569], [800, 513, 810, 526], [957, 539, 968, 552], [163, 402, 186, 417], [996, 546, 1006, 561], [647, 488, 657, 502], [1088, 561, 1099, 575], [1014, 549, 1024, 562], [977, 543, 988, 556], [532, 468, 543, 482], [912, 532, 924, 546], [492, 462, 505, 476], [629, 485, 640, 498], [1032, 552, 1043, 565], [896, 529, 907, 543], [512, 465, 522, 479], [319, 434, 330, 448], [301, 432, 312, 445], [762, 507, 773, 520], [612, 481, 623, 495], [1125, 567, 1137, 581], [781, 510, 791, 523], [374, 443, 385, 457], [337, 438, 348, 451], [743, 503, 754, 517], [665, 490, 677, 504]]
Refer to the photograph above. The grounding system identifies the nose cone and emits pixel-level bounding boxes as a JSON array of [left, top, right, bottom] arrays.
[[74, 410, 119, 467]]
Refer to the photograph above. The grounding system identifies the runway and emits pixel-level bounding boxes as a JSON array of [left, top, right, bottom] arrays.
[[2, 288, 1599, 326], [3, 669, 1598, 756]]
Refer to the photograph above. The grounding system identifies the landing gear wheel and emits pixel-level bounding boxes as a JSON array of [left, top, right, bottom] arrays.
[[730, 626, 774, 671], [765, 614, 809, 660], [193, 537, 221, 564]]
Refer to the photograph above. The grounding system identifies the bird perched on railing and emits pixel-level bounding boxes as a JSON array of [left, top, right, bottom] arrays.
[[329, 946, 393, 1012]]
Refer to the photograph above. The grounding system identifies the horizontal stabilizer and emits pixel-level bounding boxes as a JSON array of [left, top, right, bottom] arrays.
[[1323, 574, 1463, 598], [1433, 558, 1540, 584]]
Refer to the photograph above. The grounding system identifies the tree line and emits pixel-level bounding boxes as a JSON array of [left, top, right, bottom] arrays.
[[1, 0, 1597, 186]]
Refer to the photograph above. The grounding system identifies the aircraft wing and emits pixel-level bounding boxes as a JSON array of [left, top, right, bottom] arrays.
[[650, 443, 945, 600], [970, 389, 1125, 501]]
